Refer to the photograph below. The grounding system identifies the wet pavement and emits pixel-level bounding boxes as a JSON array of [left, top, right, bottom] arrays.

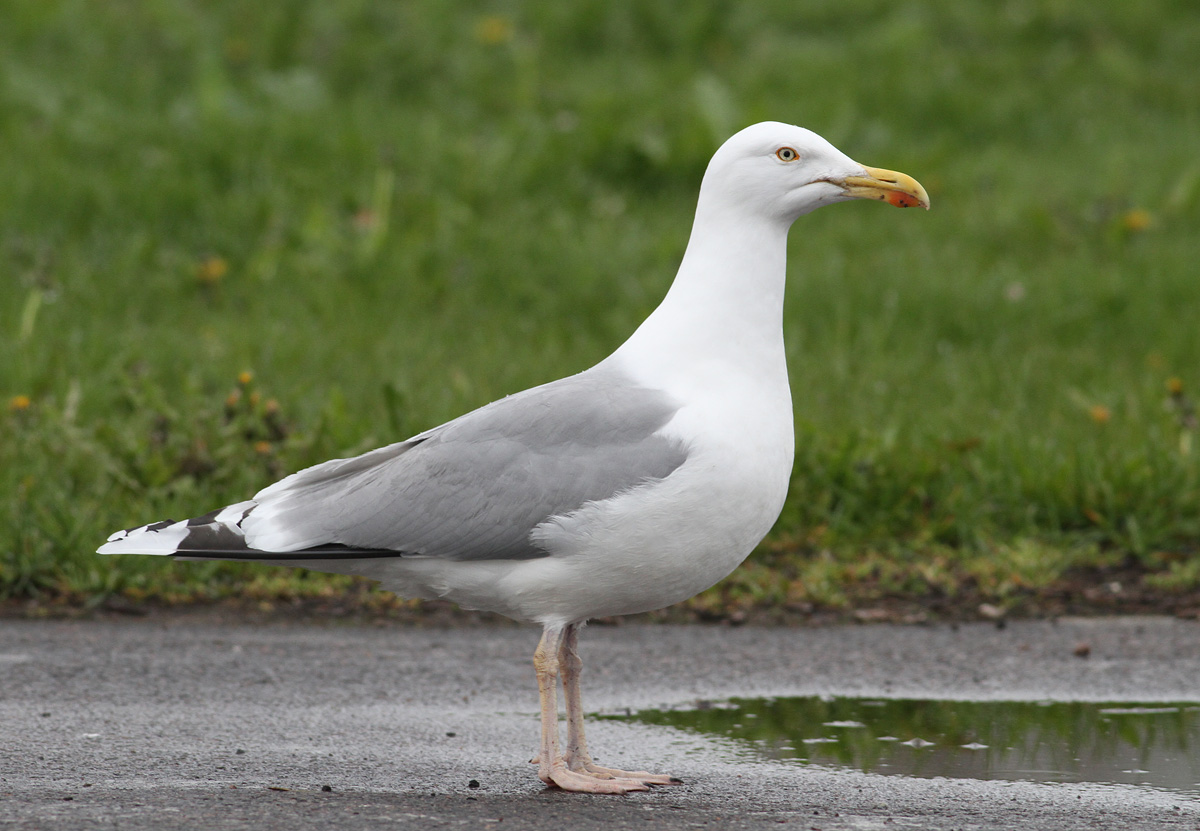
[[2, 615, 1199, 829], [624, 696, 1200, 792]]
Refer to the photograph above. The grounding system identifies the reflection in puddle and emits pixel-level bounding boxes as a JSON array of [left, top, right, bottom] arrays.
[[618, 697, 1200, 793]]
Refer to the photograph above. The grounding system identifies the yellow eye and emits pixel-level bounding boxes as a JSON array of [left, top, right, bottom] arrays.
[[775, 147, 799, 162]]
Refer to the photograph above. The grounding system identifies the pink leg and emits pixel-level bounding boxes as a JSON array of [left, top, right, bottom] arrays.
[[533, 626, 649, 794], [560, 623, 682, 786]]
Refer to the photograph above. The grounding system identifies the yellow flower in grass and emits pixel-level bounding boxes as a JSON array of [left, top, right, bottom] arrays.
[[196, 255, 228, 285], [9, 394, 31, 412], [254, 440, 272, 455], [237, 371, 253, 386], [474, 15, 513, 45], [1121, 208, 1152, 233], [1167, 377, 1184, 396], [1089, 404, 1111, 425]]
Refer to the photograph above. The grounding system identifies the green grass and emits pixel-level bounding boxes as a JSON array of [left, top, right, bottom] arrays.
[[2, 0, 1199, 611]]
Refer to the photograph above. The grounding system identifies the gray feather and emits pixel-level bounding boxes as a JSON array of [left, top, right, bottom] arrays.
[[241, 366, 687, 560]]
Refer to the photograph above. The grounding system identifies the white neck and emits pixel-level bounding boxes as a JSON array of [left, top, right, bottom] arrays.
[[607, 199, 792, 391]]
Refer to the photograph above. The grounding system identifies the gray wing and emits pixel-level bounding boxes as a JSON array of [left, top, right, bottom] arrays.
[[239, 366, 688, 560]]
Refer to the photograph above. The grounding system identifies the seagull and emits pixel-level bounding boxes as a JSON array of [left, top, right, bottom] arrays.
[[100, 121, 929, 794]]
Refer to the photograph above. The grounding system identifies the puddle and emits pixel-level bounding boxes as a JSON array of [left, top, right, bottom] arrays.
[[617, 697, 1200, 793]]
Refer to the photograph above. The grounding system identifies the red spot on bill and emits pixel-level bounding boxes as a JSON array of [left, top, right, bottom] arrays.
[[886, 191, 923, 208]]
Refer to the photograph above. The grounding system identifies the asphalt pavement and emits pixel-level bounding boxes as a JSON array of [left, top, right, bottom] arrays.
[[2, 614, 1199, 830]]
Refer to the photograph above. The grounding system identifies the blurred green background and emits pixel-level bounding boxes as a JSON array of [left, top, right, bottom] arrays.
[[2, 0, 1198, 615]]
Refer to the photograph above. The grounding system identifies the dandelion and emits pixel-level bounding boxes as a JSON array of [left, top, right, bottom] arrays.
[[9, 394, 31, 412], [237, 371, 253, 386], [474, 15, 513, 45], [1089, 404, 1111, 424], [196, 255, 228, 285], [1121, 208, 1152, 233], [1165, 376, 1197, 435]]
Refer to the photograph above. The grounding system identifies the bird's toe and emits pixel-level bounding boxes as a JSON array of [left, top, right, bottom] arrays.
[[539, 761, 652, 794]]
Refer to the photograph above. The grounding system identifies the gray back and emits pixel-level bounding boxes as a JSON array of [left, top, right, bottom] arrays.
[[250, 367, 688, 560]]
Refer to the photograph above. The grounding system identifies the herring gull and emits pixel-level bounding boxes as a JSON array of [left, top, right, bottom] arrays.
[[100, 121, 929, 793]]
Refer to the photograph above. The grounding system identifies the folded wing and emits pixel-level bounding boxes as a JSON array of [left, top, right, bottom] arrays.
[[100, 367, 688, 562]]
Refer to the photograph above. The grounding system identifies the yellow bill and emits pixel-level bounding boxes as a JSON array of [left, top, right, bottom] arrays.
[[836, 165, 930, 209]]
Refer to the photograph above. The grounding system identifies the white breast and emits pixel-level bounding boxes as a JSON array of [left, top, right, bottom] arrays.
[[480, 346, 795, 626]]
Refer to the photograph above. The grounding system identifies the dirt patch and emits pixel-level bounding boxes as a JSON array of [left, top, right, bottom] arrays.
[[5, 560, 1198, 627]]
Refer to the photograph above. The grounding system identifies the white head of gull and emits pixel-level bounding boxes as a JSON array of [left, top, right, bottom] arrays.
[[100, 121, 929, 794]]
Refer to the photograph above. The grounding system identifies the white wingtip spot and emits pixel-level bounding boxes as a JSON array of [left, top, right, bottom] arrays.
[[97, 520, 189, 556]]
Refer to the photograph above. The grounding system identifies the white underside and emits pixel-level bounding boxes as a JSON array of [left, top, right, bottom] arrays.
[[264, 464, 785, 626]]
